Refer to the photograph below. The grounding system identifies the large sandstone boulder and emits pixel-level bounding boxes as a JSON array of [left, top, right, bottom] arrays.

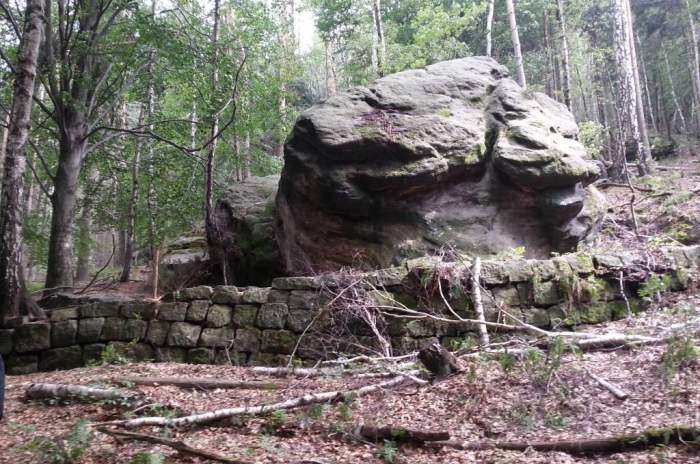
[[275, 57, 604, 274], [210, 175, 284, 285], [158, 234, 211, 292]]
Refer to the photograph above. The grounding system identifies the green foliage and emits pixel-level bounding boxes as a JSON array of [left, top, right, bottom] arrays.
[[129, 452, 165, 464], [262, 410, 288, 434], [20, 420, 94, 464], [306, 404, 325, 419], [98, 344, 129, 366], [578, 121, 605, 159], [638, 273, 672, 300], [521, 337, 572, 388], [377, 440, 399, 463], [497, 352, 518, 374], [337, 400, 353, 422], [660, 335, 698, 381], [465, 364, 479, 384]]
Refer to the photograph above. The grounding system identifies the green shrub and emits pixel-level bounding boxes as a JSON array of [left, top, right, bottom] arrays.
[[20, 420, 93, 464]]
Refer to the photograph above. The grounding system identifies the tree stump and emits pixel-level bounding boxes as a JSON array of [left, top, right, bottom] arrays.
[[418, 343, 461, 380]]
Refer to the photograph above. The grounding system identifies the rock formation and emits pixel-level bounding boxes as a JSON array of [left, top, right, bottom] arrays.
[[275, 56, 604, 275]]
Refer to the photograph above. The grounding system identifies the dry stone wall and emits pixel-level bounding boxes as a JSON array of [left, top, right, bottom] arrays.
[[2, 246, 697, 375]]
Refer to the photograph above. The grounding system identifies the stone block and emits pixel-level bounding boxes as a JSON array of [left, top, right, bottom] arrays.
[[523, 307, 551, 328], [286, 309, 316, 333], [492, 286, 522, 307], [233, 305, 258, 327], [13, 323, 50, 353], [271, 276, 321, 290], [155, 347, 187, 363], [50, 307, 79, 322], [157, 302, 188, 321], [39, 346, 83, 371], [124, 319, 148, 341], [175, 286, 213, 301], [78, 318, 104, 343], [146, 321, 171, 346], [267, 289, 290, 304], [121, 302, 157, 319], [80, 302, 120, 318], [234, 328, 261, 352], [111, 342, 155, 361], [6, 354, 38, 375], [289, 290, 328, 310], [249, 352, 288, 366], [406, 319, 435, 337], [241, 287, 270, 304], [480, 261, 507, 285], [533, 281, 559, 306], [100, 318, 126, 341], [0, 329, 13, 354], [256, 303, 288, 329], [260, 330, 297, 354], [211, 286, 243, 304], [51, 320, 78, 347], [503, 260, 533, 283], [205, 305, 233, 328], [83, 344, 106, 364], [365, 266, 408, 287], [186, 300, 209, 322], [187, 348, 213, 364], [199, 327, 235, 347], [167, 322, 201, 347]]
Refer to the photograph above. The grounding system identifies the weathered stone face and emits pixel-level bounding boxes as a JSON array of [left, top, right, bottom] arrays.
[[274, 57, 603, 274]]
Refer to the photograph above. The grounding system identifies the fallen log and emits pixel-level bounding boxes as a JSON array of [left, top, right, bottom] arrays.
[[249, 365, 416, 378], [355, 424, 450, 444], [113, 376, 282, 390], [433, 426, 700, 454], [585, 369, 629, 400], [109, 375, 416, 429], [25, 383, 148, 407], [98, 427, 249, 464]]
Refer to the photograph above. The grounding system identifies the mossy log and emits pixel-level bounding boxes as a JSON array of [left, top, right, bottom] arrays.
[[435, 426, 700, 454], [355, 424, 450, 444]]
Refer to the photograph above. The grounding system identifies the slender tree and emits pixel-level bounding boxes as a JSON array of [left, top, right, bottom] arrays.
[[555, 0, 572, 109], [0, 0, 45, 324], [685, 0, 700, 138], [486, 0, 495, 57], [205, 0, 222, 238], [372, 0, 386, 76], [505, 0, 527, 88]]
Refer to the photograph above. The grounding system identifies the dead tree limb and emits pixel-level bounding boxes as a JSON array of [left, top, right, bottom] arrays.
[[432, 426, 700, 454], [249, 365, 416, 378], [26, 383, 148, 407], [113, 377, 282, 390], [109, 375, 416, 429], [585, 369, 629, 400], [97, 427, 249, 464], [354, 424, 450, 444]]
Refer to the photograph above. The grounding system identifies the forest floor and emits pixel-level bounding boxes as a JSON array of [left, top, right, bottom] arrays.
[[2, 153, 700, 464]]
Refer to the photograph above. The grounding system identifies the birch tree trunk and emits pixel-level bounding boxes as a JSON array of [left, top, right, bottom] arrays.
[[622, 0, 650, 173], [664, 50, 687, 135], [543, 8, 554, 97], [610, 0, 646, 177], [635, 32, 657, 133], [325, 38, 338, 97], [0, 0, 45, 324], [486, 0, 495, 57], [505, 0, 527, 88], [555, 0, 572, 109], [0, 112, 9, 195], [372, 0, 386, 76]]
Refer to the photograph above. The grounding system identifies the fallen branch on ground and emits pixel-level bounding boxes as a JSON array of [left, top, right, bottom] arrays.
[[585, 369, 628, 400], [432, 426, 700, 454], [108, 375, 418, 428], [25, 383, 149, 407], [250, 365, 416, 378], [354, 424, 450, 444], [97, 427, 249, 464], [113, 376, 282, 390]]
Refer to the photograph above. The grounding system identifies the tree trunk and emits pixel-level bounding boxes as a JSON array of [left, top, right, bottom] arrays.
[[686, 0, 700, 139], [505, 0, 527, 88], [372, 0, 386, 76], [205, 0, 221, 238], [45, 118, 87, 290], [325, 38, 338, 97], [664, 50, 687, 135], [74, 193, 91, 282], [543, 8, 554, 97], [0, 0, 45, 324], [486, 0, 495, 57], [610, 0, 646, 177], [244, 133, 251, 179], [0, 111, 9, 195], [555, 0, 572, 109], [623, 0, 651, 173]]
